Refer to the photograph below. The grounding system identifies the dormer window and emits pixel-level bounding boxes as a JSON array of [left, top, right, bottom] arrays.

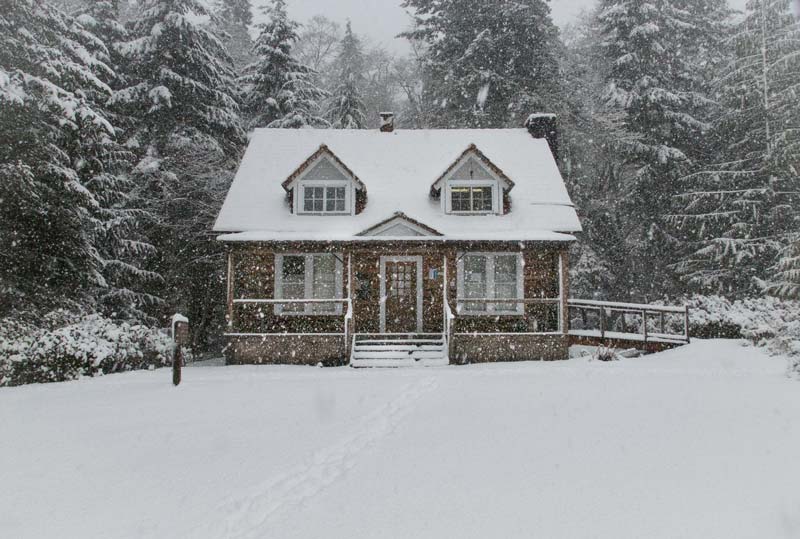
[[432, 146, 512, 216], [283, 145, 365, 216], [450, 184, 494, 213], [302, 185, 347, 213]]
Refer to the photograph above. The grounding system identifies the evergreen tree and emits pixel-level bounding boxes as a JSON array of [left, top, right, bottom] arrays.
[[241, 0, 328, 128], [770, 237, 800, 299], [672, 0, 800, 296], [214, 0, 254, 70], [115, 0, 246, 339], [75, 1, 127, 83], [596, 0, 729, 298], [401, 0, 561, 128], [0, 0, 125, 314], [115, 0, 244, 153], [327, 21, 366, 129], [69, 0, 163, 320]]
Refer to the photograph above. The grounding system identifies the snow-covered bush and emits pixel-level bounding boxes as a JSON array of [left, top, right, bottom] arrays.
[[593, 345, 618, 362], [0, 312, 176, 386], [685, 295, 800, 377]]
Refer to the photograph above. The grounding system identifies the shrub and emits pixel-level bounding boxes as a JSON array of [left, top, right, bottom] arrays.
[[683, 295, 800, 377], [0, 312, 177, 386], [593, 345, 618, 362]]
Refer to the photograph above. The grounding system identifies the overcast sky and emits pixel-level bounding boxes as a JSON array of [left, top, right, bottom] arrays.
[[253, 0, 751, 54]]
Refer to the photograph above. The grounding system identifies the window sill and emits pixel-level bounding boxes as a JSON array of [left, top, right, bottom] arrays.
[[296, 212, 351, 216], [455, 309, 525, 317], [274, 310, 343, 317]]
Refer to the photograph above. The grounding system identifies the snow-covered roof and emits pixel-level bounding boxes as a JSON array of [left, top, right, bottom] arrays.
[[214, 128, 582, 242]]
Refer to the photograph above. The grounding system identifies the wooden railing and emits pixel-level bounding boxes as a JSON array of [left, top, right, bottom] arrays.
[[454, 298, 562, 334], [227, 297, 353, 339], [567, 299, 690, 344]]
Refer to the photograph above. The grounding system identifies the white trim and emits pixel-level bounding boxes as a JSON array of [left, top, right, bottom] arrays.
[[296, 181, 354, 216], [291, 154, 358, 216], [558, 252, 565, 334], [224, 333, 345, 337], [285, 152, 359, 191], [433, 149, 511, 191], [456, 252, 524, 315], [454, 332, 563, 336], [379, 255, 424, 333], [445, 180, 500, 215], [274, 253, 344, 316], [360, 215, 438, 237]]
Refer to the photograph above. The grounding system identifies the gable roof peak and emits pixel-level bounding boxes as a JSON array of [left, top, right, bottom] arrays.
[[281, 143, 365, 191], [432, 144, 514, 191]]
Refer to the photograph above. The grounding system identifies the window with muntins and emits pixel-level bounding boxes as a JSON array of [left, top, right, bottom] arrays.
[[450, 185, 493, 213], [275, 253, 343, 315], [302, 185, 347, 213], [457, 253, 523, 314]]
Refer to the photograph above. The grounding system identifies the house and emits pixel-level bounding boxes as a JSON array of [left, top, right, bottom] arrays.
[[213, 113, 582, 366]]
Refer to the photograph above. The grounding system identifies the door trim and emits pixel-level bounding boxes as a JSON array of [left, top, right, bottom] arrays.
[[379, 255, 423, 333]]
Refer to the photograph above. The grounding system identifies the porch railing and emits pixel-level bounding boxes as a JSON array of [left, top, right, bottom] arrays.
[[227, 298, 354, 355], [454, 297, 563, 334], [567, 299, 690, 344]]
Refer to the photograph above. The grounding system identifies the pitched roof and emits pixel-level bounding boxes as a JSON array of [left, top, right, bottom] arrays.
[[281, 144, 365, 191], [356, 212, 443, 237], [214, 128, 582, 242], [431, 144, 515, 190]]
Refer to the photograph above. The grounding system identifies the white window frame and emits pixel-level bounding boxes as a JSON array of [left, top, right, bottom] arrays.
[[445, 180, 500, 215], [296, 181, 353, 215], [456, 252, 524, 315], [274, 253, 344, 316]]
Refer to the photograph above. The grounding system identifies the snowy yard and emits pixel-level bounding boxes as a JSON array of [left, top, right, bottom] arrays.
[[1, 340, 798, 539]]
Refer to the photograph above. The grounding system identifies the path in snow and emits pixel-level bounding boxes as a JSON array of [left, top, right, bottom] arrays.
[[203, 376, 438, 538]]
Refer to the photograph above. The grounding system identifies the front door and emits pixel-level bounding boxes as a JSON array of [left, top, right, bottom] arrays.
[[382, 257, 421, 333]]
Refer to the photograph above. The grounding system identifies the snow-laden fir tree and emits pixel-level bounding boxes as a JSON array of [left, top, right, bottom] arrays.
[[240, 0, 328, 128], [401, 0, 561, 128], [114, 0, 246, 339], [596, 0, 729, 298], [770, 237, 800, 299], [672, 0, 800, 296], [75, 1, 127, 83], [115, 0, 244, 152], [0, 0, 152, 316], [327, 21, 366, 129], [214, 0, 255, 70]]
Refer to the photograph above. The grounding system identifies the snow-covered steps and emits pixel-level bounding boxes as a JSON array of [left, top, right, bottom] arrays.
[[350, 334, 449, 367]]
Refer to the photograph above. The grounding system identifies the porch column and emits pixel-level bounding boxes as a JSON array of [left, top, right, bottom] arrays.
[[559, 249, 569, 334], [226, 249, 234, 331]]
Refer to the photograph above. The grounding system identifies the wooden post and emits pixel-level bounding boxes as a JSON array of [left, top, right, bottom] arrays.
[[172, 345, 182, 386], [684, 305, 691, 343], [226, 251, 234, 331], [599, 307, 606, 339], [660, 312, 666, 335], [642, 310, 648, 343]]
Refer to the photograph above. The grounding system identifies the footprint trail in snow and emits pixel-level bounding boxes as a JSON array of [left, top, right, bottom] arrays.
[[199, 376, 438, 539]]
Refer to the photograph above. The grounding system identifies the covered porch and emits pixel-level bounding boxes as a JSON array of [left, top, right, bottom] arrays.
[[223, 240, 571, 366]]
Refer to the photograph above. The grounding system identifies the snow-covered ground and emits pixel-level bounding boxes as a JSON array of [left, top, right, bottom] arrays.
[[1, 340, 798, 539]]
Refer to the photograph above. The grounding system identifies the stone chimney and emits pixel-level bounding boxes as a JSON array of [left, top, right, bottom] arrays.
[[525, 113, 558, 162], [379, 112, 395, 133]]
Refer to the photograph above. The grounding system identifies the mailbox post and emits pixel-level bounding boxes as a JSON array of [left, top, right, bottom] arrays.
[[171, 314, 189, 386]]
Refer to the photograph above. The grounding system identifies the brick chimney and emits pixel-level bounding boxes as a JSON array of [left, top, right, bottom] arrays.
[[379, 112, 395, 132], [525, 113, 558, 162]]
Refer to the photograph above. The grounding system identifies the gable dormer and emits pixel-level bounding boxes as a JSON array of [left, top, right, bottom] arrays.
[[282, 144, 366, 215], [356, 212, 443, 237], [431, 145, 513, 216]]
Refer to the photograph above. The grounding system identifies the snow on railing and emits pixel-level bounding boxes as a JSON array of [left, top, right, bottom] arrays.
[[227, 298, 351, 338], [567, 299, 690, 344]]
